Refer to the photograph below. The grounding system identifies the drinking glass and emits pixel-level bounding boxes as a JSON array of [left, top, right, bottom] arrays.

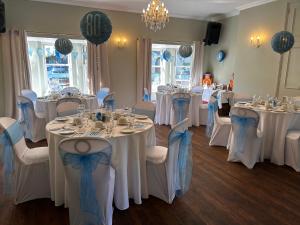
[[77, 104, 86, 117]]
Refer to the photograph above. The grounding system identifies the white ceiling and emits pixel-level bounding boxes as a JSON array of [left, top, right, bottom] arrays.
[[32, 0, 277, 20]]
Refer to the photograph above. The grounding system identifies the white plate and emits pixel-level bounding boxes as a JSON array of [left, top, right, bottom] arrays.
[[120, 128, 135, 134], [135, 115, 148, 120], [237, 102, 248, 105], [59, 130, 75, 135], [56, 117, 68, 122]]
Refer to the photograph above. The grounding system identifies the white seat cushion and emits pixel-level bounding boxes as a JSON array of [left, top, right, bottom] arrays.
[[219, 116, 231, 125], [23, 147, 49, 165], [286, 130, 300, 140], [146, 146, 168, 164], [199, 104, 208, 109]]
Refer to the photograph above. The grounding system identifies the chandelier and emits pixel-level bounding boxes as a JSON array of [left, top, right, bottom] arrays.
[[142, 0, 169, 32]]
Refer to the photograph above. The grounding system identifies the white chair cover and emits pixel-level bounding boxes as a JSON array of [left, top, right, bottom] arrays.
[[146, 118, 192, 203], [17, 96, 46, 142], [208, 96, 231, 147], [133, 102, 156, 121], [199, 101, 208, 126], [56, 97, 82, 117], [171, 93, 191, 127], [157, 85, 167, 92], [285, 130, 300, 172], [60, 87, 80, 96], [96, 87, 110, 106], [58, 137, 115, 225], [227, 107, 263, 169], [21, 89, 38, 106], [0, 117, 50, 204]]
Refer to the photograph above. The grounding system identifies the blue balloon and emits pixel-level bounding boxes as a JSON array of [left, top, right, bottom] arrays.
[[217, 50, 226, 62], [80, 11, 112, 46], [55, 38, 73, 55], [271, 31, 294, 54], [163, 50, 171, 61], [179, 45, 193, 58]]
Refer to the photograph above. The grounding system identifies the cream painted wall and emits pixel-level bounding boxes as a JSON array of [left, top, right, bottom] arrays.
[[0, 38, 3, 115], [204, 0, 296, 97], [0, 0, 206, 115], [234, 0, 287, 97], [204, 16, 239, 85]]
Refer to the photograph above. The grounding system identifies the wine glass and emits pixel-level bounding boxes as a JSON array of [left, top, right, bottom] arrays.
[[77, 104, 86, 117]]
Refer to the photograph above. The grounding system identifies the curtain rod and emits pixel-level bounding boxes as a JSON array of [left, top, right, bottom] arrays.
[[25, 30, 84, 39]]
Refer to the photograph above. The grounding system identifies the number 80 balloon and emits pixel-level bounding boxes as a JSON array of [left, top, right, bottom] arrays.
[[80, 11, 112, 46]]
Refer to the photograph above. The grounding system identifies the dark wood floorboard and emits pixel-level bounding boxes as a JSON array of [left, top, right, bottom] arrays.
[[1, 125, 300, 225]]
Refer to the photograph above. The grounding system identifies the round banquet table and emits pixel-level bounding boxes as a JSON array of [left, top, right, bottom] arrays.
[[46, 116, 156, 210], [230, 105, 300, 165], [36, 96, 98, 122], [155, 92, 202, 126]]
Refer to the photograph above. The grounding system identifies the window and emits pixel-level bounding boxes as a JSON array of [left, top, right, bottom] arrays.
[[27, 36, 88, 97], [151, 43, 194, 97]]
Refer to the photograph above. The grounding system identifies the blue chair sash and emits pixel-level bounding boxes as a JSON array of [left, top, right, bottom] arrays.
[[172, 98, 190, 124], [206, 100, 218, 137], [169, 130, 193, 197], [0, 121, 23, 195], [17, 102, 33, 139], [60, 148, 112, 225], [143, 93, 150, 102], [231, 115, 258, 153], [104, 99, 115, 111], [97, 90, 109, 105]]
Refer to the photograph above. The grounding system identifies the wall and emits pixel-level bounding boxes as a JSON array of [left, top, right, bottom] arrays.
[[0, 0, 206, 115], [204, 0, 298, 97], [0, 38, 3, 116], [204, 16, 239, 84]]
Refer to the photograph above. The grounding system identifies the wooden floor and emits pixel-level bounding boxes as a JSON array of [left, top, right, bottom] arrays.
[[1, 125, 300, 225]]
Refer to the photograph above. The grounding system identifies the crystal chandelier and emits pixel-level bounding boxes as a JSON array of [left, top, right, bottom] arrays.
[[142, 0, 169, 32]]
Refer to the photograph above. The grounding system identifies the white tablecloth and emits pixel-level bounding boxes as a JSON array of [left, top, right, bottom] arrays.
[[155, 92, 202, 126], [230, 105, 300, 165], [217, 90, 234, 108], [46, 117, 156, 210], [36, 96, 98, 122]]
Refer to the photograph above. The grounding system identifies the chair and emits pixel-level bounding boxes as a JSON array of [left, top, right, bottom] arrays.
[[157, 85, 167, 92], [21, 89, 38, 106], [0, 117, 50, 204], [60, 87, 80, 96], [58, 137, 115, 225], [103, 93, 115, 111], [96, 87, 110, 106], [207, 95, 231, 147], [146, 118, 192, 204], [199, 102, 208, 126], [17, 96, 46, 143], [143, 88, 151, 102], [171, 93, 191, 127], [227, 107, 263, 169], [133, 101, 156, 121], [285, 130, 300, 172], [56, 97, 82, 117]]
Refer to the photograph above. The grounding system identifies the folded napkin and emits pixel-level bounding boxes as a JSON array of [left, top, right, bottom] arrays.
[[48, 124, 65, 131]]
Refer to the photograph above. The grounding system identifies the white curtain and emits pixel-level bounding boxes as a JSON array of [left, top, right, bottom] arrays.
[[162, 48, 176, 85], [191, 41, 204, 86], [137, 38, 152, 103], [0, 29, 31, 118], [87, 42, 110, 95], [27, 41, 48, 97], [71, 43, 88, 94]]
